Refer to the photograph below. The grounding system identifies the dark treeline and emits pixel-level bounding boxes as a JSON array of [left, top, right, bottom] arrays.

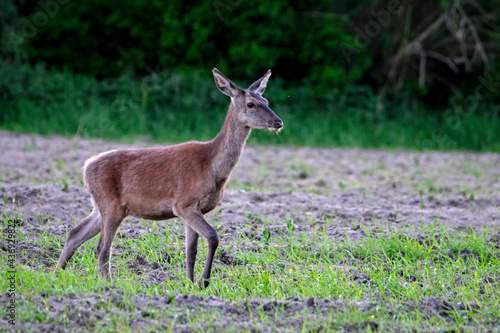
[[2, 0, 499, 100]]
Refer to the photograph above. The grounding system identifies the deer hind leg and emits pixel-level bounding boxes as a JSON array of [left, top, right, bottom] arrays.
[[96, 205, 126, 279], [177, 206, 219, 289], [57, 208, 102, 270]]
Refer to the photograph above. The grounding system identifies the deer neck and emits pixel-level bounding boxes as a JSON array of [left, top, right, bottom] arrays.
[[210, 104, 251, 185]]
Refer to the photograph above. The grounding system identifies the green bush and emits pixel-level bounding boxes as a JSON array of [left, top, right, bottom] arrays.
[[15, 0, 369, 88], [1, 63, 499, 151], [2, 0, 499, 104]]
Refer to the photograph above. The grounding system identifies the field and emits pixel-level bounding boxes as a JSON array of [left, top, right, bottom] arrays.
[[1, 129, 499, 332]]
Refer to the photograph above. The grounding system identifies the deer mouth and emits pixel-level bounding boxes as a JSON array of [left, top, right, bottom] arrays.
[[267, 125, 283, 133], [268, 119, 284, 133]]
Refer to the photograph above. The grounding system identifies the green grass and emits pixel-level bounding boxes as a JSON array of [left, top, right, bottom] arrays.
[[1, 63, 500, 151], [1, 209, 499, 332]]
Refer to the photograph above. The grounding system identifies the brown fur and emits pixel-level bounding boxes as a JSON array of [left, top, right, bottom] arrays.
[[56, 68, 283, 288]]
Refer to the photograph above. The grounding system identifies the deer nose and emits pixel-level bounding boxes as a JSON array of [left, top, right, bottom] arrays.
[[275, 119, 283, 128]]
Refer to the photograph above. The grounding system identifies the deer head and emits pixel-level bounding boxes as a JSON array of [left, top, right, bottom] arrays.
[[212, 68, 283, 132]]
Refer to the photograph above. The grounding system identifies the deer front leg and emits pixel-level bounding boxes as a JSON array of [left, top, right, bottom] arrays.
[[185, 224, 199, 283], [178, 207, 219, 289]]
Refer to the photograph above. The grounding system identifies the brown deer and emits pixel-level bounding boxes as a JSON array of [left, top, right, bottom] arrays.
[[56, 68, 283, 288]]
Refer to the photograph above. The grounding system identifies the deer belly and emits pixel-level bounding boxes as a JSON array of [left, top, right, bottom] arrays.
[[125, 198, 176, 220]]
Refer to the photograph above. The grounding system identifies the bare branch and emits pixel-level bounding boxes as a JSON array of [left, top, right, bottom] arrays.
[[419, 51, 427, 88], [454, 0, 489, 66], [427, 50, 460, 73], [388, 12, 446, 68]]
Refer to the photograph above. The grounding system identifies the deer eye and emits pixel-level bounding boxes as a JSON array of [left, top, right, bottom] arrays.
[[247, 102, 254, 108]]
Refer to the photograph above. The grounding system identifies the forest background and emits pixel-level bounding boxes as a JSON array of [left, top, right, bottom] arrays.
[[1, 0, 499, 150]]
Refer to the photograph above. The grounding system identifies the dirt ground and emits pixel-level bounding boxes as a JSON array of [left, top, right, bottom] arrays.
[[0, 130, 499, 331]]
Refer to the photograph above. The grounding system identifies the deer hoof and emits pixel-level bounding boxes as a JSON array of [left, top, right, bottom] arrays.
[[197, 277, 210, 289]]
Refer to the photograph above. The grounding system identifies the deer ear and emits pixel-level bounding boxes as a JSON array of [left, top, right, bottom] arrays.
[[248, 69, 271, 95], [213, 68, 241, 98]]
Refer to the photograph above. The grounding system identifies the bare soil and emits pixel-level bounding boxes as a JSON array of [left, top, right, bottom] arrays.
[[0, 130, 499, 332]]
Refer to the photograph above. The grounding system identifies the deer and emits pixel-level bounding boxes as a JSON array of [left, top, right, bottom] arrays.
[[56, 68, 283, 288]]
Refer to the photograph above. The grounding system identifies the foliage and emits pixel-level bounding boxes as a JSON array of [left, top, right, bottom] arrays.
[[1, 63, 499, 151], [1, 1, 499, 150], [0, 0, 25, 62], [3, 0, 497, 96], [7, 0, 369, 88]]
